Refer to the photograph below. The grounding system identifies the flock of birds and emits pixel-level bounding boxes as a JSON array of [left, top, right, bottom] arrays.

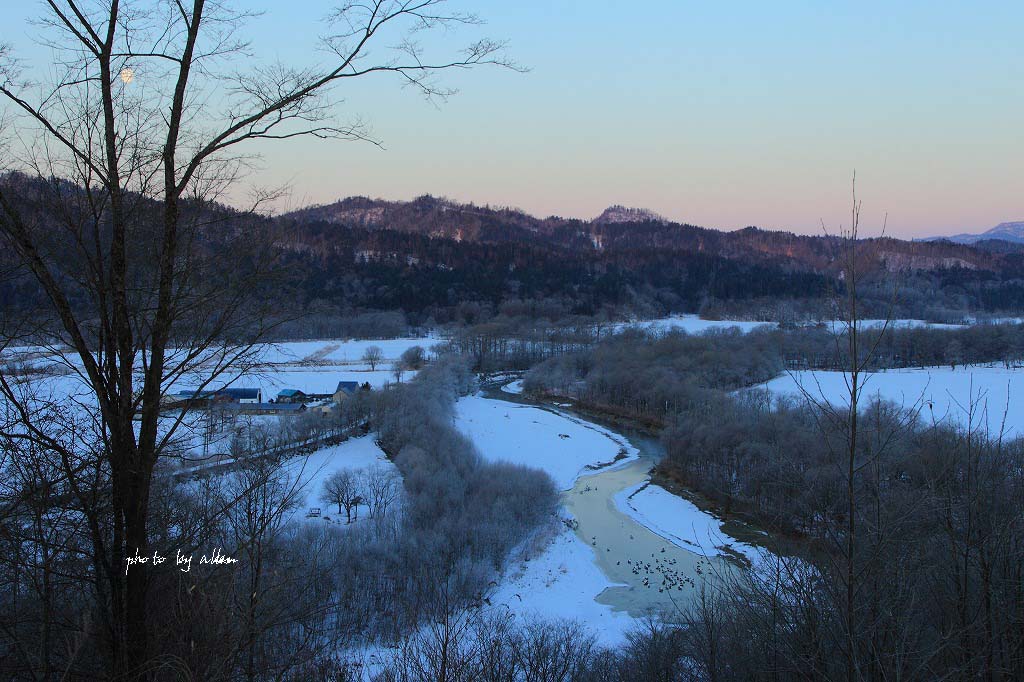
[[576, 477, 723, 599], [587, 536, 713, 595], [623, 553, 704, 592]]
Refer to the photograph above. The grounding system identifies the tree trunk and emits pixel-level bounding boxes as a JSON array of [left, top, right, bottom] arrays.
[[123, 455, 154, 679]]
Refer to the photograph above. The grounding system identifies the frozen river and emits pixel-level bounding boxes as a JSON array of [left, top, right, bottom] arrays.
[[474, 385, 743, 622], [565, 455, 735, 616]]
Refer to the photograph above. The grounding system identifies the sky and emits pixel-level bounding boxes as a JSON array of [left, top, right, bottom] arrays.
[[4, 1, 1022, 238]]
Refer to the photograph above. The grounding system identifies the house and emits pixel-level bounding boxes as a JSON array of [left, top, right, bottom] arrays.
[[276, 389, 308, 404], [332, 381, 361, 404]]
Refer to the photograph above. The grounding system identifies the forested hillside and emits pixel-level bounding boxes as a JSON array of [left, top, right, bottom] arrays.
[[7, 172, 1024, 327], [277, 195, 1024, 319]]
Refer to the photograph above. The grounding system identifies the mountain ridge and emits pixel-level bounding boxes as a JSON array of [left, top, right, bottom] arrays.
[[927, 221, 1024, 245], [7, 172, 1024, 321], [282, 195, 1009, 276]]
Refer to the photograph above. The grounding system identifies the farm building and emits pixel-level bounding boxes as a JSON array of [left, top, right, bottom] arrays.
[[171, 387, 262, 407], [276, 389, 308, 404], [219, 388, 262, 404], [332, 381, 362, 404]]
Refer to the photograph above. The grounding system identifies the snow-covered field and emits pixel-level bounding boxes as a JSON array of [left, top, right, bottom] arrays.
[[613, 314, 1014, 338], [616, 483, 762, 567], [454, 395, 637, 490], [763, 364, 1024, 438], [4, 336, 438, 398], [259, 336, 440, 366], [226, 366, 403, 395], [616, 314, 772, 335], [175, 336, 438, 397]]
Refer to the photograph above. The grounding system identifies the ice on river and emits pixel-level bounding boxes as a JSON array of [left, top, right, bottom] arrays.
[[454, 395, 637, 491]]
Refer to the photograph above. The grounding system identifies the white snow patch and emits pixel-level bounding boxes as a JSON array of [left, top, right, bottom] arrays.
[[488, 521, 635, 647], [615, 315, 771, 335], [615, 483, 762, 567], [260, 337, 439, 365], [501, 379, 524, 395]]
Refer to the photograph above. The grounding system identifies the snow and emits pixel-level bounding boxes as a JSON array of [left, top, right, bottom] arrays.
[[763, 364, 1024, 438], [234, 367, 407, 395], [282, 436, 396, 524], [615, 314, 772, 335], [615, 483, 762, 567], [258, 336, 439, 365], [826, 319, 966, 333], [454, 394, 642, 644], [501, 379, 524, 395], [454, 394, 638, 490], [487, 522, 636, 646]]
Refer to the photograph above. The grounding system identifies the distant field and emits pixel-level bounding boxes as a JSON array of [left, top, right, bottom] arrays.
[[615, 314, 772, 335], [762, 364, 1024, 438], [613, 314, 1009, 337]]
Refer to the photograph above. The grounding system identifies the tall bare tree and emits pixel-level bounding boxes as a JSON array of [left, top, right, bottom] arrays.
[[0, 2, 513, 678], [792, 177, 915, 679]]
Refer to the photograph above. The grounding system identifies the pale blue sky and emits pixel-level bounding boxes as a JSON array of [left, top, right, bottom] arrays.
[[5, 1, 1022, 236]]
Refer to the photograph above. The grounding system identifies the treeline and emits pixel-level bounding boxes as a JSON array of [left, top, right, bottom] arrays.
[[268, 309, 411, 341], [0, 355, 559, 679], [657, 394, 1024, 679], [518, 324, 1024, 679], [778, 320, 1024, 370], [520, 322, 1024, 415], [337, 356, 559, 641], [523, 328, 782, 424], [273, 221, 834, 319], [445, 316, 616, 373]]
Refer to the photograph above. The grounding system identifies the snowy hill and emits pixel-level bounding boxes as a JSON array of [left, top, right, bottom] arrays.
[[929, 221, 1024, 245]]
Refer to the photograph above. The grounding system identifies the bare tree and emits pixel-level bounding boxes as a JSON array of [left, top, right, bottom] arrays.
[[218, 458, 302, 681], [363, 345, 384, 371], [321, 469, 362, 523], [789, 176, 915, 680], [361, 464, 402, 519], [400, 345, 426, 370], [0, 1, 514, 678]]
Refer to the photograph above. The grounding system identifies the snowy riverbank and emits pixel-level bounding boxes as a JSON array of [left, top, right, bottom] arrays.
[[454, 388, 760, 645]]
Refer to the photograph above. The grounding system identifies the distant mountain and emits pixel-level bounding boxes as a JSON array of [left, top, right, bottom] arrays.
[[928, 222, 1024, 245], [593, 205, 668, 225], [282, 195, 1015, 278], [276, 198, 1024, 315], [9, 172, 1024, 321]]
